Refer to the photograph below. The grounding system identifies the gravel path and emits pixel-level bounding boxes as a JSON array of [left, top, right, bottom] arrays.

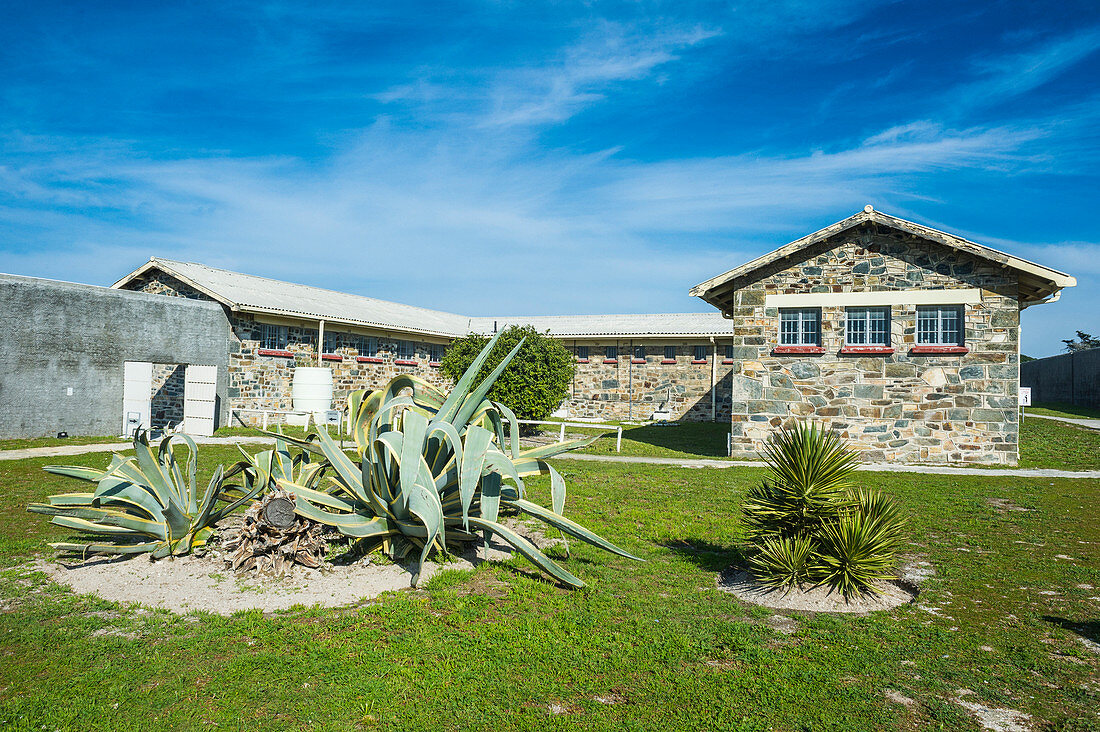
[[4, 434, 1098, 478], [1026, 413, 1100, 430]]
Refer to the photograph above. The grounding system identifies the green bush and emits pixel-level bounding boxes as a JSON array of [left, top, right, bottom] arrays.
[[440, 325, 575, 423], [741, 422, 907, 597]]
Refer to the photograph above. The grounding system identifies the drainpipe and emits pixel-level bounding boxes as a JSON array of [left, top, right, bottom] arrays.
[[710, 336, 717, 422], [317, 319, 325, 366]]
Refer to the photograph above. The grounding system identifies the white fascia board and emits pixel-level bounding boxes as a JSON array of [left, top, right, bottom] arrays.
[[763, 289, 983, 308]]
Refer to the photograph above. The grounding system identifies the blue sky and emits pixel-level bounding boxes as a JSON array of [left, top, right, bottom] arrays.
[[1, 1, 1098, 356]]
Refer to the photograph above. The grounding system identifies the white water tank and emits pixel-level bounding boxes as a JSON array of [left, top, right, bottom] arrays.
[[292, 367, 334, 415]]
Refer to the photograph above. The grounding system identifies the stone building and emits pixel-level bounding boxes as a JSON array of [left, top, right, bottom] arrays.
[[690, 206, 1075, 464], [113, 259, 738, 425]]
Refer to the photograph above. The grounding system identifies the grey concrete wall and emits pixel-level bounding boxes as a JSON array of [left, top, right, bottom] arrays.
[[0, 274, 231, 438], [1021, 349, 1100, 409]]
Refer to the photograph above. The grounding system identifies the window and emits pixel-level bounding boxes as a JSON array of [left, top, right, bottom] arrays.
[[397, 340, 417, 360], [846, 307, 890, 346], [634, 345, 646, 360], [576, 346, 589, 360], [260, 324, 288, 351], [323, 331, 340, 354], [917, 306, 963, 346], [664, 345, 676, 360], [724, 345, 734, 360], [693, 345, 707, 361], [430, 344, 445, 363], [356, 335, 377, 357], [605, 345, 618, 360], [779, 308, 820, 346]]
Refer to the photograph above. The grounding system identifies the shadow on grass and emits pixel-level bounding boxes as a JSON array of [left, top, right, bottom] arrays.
[[1042, 616, 1100, 643], [617, 422, 731, 458], [659, 537, 747, 572]]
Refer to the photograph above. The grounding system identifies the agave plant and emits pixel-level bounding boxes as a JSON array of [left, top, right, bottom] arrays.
[[27, 431, 263, 558], [741, 421, 906, 597], [269, 331, 641, 587]]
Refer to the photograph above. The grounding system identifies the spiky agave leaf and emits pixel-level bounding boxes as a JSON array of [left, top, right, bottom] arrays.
[[28, 430, 263, 559], [809, 500, 907, 597], [283, 335, 639, 587]]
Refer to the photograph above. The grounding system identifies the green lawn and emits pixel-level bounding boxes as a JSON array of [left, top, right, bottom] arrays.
[[0, 444, 1097, 730], [0, 434, 126, 452]]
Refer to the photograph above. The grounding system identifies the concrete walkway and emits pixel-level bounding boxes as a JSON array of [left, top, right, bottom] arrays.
[[3, 435, 1098, 478], [0, 435, 276, 462], [1026, 413, 1100, 431], [556, 452, 1100, 478]]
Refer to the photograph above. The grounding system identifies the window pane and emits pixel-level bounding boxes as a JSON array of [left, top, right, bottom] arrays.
[[664, 345, 676, 360], [780, 310, 799, 345], [868, 307, 889, 345], [577, 346, 588, 360], [605, 346, 617, 359], [725, 345, 734, 359], [634, 345, 645, 360], [917, 308, 938, 344], [801, 310, 818, 345], [847, 309, 867, 345], [694, 345, 706, 360]]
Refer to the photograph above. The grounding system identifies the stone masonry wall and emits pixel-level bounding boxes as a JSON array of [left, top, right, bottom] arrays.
[[562, 343, 735, 422], [723, 224, 1020, 464], [227, 314, 453, 426], [150, 363, 185, 429], [126, 270, 731, 425]]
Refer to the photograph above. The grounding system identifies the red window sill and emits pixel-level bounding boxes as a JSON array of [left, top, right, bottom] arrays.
[[602, 359, 618, 364], [321, 353, 343, 362], [691, 359, 707, 364], [909, 346, 969, 355], [356, 356, 384, 364], [722, 359, 735, 364], [631, 358, 646, 364], [257, 349, 294, 358], [428, 361, 442, 368], [839, 346, 895, 355], [394, 359, 419, 366], [661, 359, 677, 364], [576, 358, 590, 363], [772, 346, 825, 355]]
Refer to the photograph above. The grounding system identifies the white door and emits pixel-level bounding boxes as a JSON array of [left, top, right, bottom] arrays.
[[183, 365, 218, 437], [122, 361, 153, 436]]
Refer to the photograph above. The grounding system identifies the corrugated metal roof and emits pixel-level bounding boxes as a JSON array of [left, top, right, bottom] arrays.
[[112, 258, 735, 339]]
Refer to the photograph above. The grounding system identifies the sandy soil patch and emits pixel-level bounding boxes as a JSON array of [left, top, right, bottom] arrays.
[[33, 518, 559, 616], [716, 561, 928, 614]]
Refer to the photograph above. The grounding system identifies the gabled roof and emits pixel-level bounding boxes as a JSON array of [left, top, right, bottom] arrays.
[[689, 206, 1076, 312], [112, 258, 736, 339]]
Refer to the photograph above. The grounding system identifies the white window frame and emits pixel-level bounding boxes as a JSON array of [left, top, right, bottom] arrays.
[[576, 346, 589, 360], [634, 345, 646, 360], [664, 345, 676, 360], [693, 345, 707, 361], [917, 305, 964, 346], [845, 306, 890, 346], [779, 308, 820, 346], [260, 324, 288, 350], [605, 345, 618, 360]]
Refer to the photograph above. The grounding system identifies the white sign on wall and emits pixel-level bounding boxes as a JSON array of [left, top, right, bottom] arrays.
[[1019, 387, 1032, 407]]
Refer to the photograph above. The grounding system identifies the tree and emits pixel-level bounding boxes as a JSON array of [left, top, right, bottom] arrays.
[[440, 325, 575, 423], [1062, 331, 1100, 353]]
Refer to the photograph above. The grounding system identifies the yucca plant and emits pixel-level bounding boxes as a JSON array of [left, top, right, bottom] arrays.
[[741, 421, 906, 597], [27, 431, 263, 558], [267, 331, 641, 587]]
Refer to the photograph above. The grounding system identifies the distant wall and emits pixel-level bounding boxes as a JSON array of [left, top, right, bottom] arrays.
[[0, 274, 231, 438], [1021, 349, 1100, 409]]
